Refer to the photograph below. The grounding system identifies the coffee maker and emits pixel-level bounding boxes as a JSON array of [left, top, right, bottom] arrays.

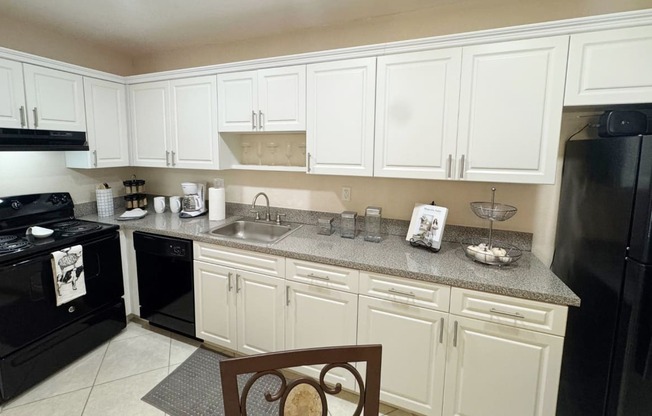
[[180, 182, 207, 218]]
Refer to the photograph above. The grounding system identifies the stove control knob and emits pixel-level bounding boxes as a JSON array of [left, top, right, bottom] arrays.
[[50, 194, 60, 204], [60, 194, 69, 204], [11, 200, 22, 210]]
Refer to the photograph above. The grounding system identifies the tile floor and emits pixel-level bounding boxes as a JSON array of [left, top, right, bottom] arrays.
[[0, 320, 415, 416]]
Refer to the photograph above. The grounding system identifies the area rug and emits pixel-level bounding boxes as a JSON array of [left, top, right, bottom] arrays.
[[142, 347, 281, 416]]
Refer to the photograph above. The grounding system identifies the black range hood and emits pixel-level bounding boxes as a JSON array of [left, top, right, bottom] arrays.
[[0, 128, 88, 151]]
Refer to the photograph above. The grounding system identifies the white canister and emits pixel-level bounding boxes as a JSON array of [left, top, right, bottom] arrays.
[[96, 189, 114, 217], [169, 196, 181, 213], [154, 196, 166, 213]]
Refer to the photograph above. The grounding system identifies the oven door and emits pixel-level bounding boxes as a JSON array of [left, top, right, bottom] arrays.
[[0, 232, 124, 358]]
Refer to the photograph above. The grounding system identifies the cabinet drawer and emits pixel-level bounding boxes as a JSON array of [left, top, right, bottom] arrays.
[[286, 259, 359, 293], [359, 272, 450, 312], [450, 288, 568, 336], [193, 242, 285, 278]]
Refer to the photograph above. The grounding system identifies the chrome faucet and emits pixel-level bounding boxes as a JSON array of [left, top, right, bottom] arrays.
[[251, 192, 271, 221]]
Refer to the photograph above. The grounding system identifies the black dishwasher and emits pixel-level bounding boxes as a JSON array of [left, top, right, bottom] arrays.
[[133, 231, 197, 339]]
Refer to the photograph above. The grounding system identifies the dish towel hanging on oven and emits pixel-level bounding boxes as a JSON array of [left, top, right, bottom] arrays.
[[51, 245, 87, 306]]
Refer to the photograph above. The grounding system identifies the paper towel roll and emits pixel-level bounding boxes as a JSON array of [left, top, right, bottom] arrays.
[[208, 187, 226, 221]]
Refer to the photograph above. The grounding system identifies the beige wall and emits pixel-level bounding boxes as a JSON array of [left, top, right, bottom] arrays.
[[0, 14, 133, 75], [132, 0, 650, 74]]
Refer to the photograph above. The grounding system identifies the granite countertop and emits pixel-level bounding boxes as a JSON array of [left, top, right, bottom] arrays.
[[83, 211, 580, 307]]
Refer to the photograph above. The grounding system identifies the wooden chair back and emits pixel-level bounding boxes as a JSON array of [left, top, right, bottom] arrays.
[[220, 344, 382, 416]]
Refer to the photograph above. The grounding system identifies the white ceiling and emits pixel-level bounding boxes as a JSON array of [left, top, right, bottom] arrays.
[[0, 0, 445, 55]]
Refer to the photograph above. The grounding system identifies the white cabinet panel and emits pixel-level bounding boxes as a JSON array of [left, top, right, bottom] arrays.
[[129, 81, 170, 167], [358, 295, 447, 416], [0, 58, 27, 129], [193, 261, 237, 350], [375, 49, 461, 180], [286, 258, 359, 293], [258, 66, 306, 131], [194, 242, 285, 278], [23, 64, 86, 131], [307, 57, 376, 176], [170, 76, 219, 169], [67, 78, 129, 168], [565, 25, 652, 105], [443, 316, 563, 416], [359, 271, 450, 311], [285, 280, 358, 389], [237, 271, 285, 355], [456, 36, 568, 184], [217, 71, 257, 132]]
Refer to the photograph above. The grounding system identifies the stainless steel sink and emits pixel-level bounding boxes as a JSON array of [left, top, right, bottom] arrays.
[[208, 220, 300, 244]]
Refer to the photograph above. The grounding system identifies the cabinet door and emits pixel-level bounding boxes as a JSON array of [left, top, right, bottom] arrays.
[[217, 71, 257, 132], [443, 316, 564, 416], [285, 281, 359, 389], [236, 271, 285, 355], [375, 49, 461, 180], [307, 58, 376, 176], [357, 296, 446, 416], [129, 81, 170, 167], [0, 58, 27, 129], [456, 36, 568, 184], [23, 64, 86, 131], [193, 261, 237, 350], [258, 65, 306, 132], [565, 25, 652, 105], [169, 76, 219, 169], [67, 78, 129, 168]]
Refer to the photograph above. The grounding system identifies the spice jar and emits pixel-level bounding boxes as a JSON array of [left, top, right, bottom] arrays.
[[136, 194, 148, 208], [134, 179, 146, 193], [340, 211, 357, 239], [364, 206, 382, 243], [124, 194, 137, 210], [123, 180, 135, 194]]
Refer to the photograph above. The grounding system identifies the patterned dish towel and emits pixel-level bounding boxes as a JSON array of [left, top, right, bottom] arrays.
[[51, 245, 86, 306]]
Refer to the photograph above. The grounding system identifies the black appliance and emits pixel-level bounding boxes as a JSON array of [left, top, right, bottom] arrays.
[[0, 193, 125, 403], [0, 128, 88, 151], [552, 135, 652, 415], [133, 231, 196, 339]]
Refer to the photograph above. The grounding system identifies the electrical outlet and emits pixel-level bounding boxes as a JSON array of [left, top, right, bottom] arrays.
[[341, 186, 351, 201]]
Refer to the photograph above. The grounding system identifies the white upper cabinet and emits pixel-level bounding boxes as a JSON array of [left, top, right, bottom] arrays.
[[169, 76, 219, 169], [66, 78, 129, 168], [565, 25, 652, 105], [374, 49, 462, 180], [307, 57, 376, 176], [217, 65, 305, 132], [129, 81, 170, 167], [456, 36, 568, 184], [130, 76, 219, 168], [23, 64, 86, 131], [0, 58, 27, 129]]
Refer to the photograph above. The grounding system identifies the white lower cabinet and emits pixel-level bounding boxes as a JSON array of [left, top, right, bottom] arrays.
[[193, 260, 285, 354], [442, 315, 564, 416], [357, 295, 447, 416], [285, 280, 359, 389]]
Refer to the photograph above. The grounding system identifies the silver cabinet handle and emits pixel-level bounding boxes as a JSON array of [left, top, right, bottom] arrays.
[[388, 288, 415, 297], [252, 111, 257, 130], [171, 150, 176, 166], [459, 154, 465, 179], [228, 272, 233, 291], [286, 286, 290, 306], [439, 317, 445, 344], [165, 150, 170, 166], [259, 110, 264, 130], [490, 308, 525, 319], [307, 273, 330, 281], [447, 154, 452, 178], [236, 274, 241, 292], [33, 108, 38, 128], [93, 150, 98, 167], [307, 152, 312, 173], [19, 106, 26, 127], [453, 320, 459, 347]]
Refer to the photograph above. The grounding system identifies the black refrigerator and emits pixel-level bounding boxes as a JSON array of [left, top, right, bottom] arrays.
[[552, 134, 652, 416]]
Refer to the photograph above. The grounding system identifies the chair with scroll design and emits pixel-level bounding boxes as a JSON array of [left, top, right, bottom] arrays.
[[220, 344, 382, 416]]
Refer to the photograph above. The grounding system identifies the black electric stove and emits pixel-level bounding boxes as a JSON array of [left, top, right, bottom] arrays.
[[0, 193, 125, 403]]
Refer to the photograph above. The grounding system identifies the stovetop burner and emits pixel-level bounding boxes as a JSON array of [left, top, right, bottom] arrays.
[[0, 239, 31, 254], [0, 235, 18, 244], [52, 221, 102, 235]]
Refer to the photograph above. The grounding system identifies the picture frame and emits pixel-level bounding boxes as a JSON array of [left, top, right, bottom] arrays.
[[406, 203, 448, 251]]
